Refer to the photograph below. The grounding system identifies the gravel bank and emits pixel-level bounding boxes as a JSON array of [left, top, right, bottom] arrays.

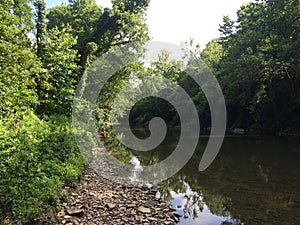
[[53, 168, 177, 225]]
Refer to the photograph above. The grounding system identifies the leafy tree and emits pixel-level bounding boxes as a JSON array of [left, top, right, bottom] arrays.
[[213, 0, 300, 130], [201, 39, 224, 73], [37, 26, 80, 115], [218, 15, 235, 50], [0, 0, 40, 121], [47, 0, 150, 75]]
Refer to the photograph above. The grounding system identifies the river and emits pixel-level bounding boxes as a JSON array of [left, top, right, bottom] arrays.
[[126, 131, 300, 225]]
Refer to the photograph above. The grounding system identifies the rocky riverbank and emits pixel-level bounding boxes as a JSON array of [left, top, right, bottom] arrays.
[[48, 168, 177, 225]]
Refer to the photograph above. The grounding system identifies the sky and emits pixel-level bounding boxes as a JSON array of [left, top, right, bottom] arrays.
[[45, 0, 253, 48]]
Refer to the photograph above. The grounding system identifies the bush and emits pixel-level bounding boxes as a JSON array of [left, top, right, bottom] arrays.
[[0, 112, 86, 224]]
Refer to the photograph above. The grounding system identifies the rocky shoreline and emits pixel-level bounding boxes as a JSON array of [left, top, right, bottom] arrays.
[[49, 168, 178, 225]]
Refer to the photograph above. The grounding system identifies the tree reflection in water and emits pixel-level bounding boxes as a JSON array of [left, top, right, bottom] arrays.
[[157, 174, 243, 224], [107, 131, 300, 224], [139, 135, 299, 224]]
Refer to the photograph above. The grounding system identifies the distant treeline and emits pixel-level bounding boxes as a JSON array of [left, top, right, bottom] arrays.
[[128, 0, 300, 133]]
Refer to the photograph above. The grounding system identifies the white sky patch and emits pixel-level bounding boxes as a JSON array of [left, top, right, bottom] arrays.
[[146, 0, 254, 48], [96, 0, 113, 8]]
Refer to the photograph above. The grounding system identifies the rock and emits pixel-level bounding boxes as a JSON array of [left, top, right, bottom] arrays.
[[66, 208, 84, 217], [126, 203, 136, 208], [138, 206, 151, 214], [148, 217, 158, 221], [232, 128, 245, 135], [135, 215, 142, 221], [174, 213, 183, 218], [64, 215, 72, 219], [75, 220, 81, 225], [106, 203, 116, 210], [119, 206, 126, 211], [164, 221, 173, 225]]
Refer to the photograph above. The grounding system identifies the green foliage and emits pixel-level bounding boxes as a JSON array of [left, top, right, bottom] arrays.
[[0, 0, 34, 42], [34, 0, 47, 58], [38, 26, 80, 115], [113, 0, 299, 132], [0, 113, 86, 223], [0, 40, 40, 121], [200, 39, 224, 72], [0, 0, 40, 121], [47, 0, 102, 68], [0, 0, 152, 222], [47, 0, 150, 72], [0, 1, 84, 223], [210, 0, 300, 130]]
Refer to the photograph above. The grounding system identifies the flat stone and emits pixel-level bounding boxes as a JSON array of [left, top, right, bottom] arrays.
[[138, 206, 151, 214], [148, 217, 158, 221], [66, 208, 84, 217], [64, 215, 72, 219]]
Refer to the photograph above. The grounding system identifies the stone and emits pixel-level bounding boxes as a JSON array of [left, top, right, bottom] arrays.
[[138, 206, 151, 214], [66, 208, 84, 217], [106, 203, 116, 210], [164, 221, 173, 225], [135, 215, 142, 221], [174, 213, 183, 218], [174, 217, 179, 223], [64, 215, 72, 219], [232, 128, 245, 135], [148, 217, 158, 221], [126, 204, 136, 208]]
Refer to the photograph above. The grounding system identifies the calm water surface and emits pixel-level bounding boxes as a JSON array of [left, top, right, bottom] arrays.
[[128, 131, 300, 225]]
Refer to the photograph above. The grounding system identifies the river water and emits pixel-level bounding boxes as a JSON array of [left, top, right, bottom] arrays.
[[127, 131, 300, 225]]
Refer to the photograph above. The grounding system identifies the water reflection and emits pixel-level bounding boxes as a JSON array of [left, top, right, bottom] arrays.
[[159, 181, 243, 225], [129, 133, 300, 224], [129, 156, 143, 183]]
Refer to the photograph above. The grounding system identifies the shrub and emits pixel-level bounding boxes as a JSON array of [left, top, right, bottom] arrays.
[[0, 112, 86, 224]]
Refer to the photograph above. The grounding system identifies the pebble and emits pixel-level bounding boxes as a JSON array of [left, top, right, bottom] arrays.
[[138, 206, 151, 214]]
